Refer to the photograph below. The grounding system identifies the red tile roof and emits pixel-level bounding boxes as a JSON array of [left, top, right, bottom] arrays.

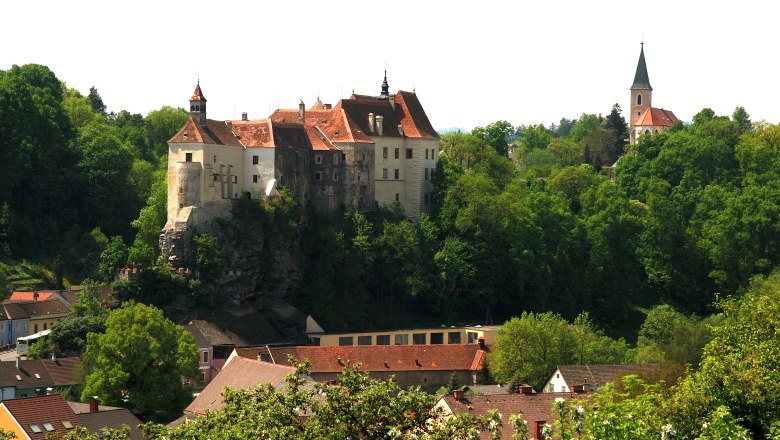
[[440, 392, 591, 440], [168, 117, 242, 146], [234, 344, 486, 373], [42, 357, 81, 386], [394, 91, 438, 139], [230, 120, 273, 147], [0, 394, 82, 439], [7, 292, 56, 302], [634, 107, 678, 127], [185, 356, 299, 416], [0, 357, 80, 389]]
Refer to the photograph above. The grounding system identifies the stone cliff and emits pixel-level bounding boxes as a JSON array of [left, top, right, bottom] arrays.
[[159, 198, 307, 344]]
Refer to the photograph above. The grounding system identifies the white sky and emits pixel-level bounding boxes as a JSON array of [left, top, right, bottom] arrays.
[[2, 1, 777, 131]]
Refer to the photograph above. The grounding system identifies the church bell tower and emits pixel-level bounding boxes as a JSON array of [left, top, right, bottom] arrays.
[[189, 81, 207, 126], [629, 43, 652, 143]]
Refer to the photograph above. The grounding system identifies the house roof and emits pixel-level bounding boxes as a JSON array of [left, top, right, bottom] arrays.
[[466, 384, 510, 395], [634, 107, 678, 127], [230, 120, 273, 147], [15, 299, 71, 319], [7, 292, 57, 302], [42, 357, 81, 386], [185, 356, 299, 416], [0, 357, 80, 389], [190, 82, 206, 102], [631, 43, 652, 90], [440, 392, 590, 440], [2, 302, 28, 320], [168, 117, 243, 146], [76, 408, 144, 440], [234, 344, 486, 373], [0, 394, 82, 439], [185, 320, 247, 348], [550, 364, 659, 390]]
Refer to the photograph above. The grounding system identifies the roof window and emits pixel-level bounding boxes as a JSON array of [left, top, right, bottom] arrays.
[[62, 421, 74, 429], [30, 424, 42, 433], [43, 423, 55, 432]]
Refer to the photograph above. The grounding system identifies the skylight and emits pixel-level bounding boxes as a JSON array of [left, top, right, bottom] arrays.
[[30, 424, 42, 433], [34, 373, 41, 379], [43, 422, 55, 431], [62, 420, 73, 429]]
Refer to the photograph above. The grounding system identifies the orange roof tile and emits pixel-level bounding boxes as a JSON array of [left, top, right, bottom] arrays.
[[634, 107, 678, 127], [231, 120, 273, 147], [235, 345, 486, 373], [440, 393, 591, 440], [394, 91, 438, 139], [0, 394, 82, 440], [185, 356, 299, 416], [7, 292, 57, 303], [168, 117, 242, 146]]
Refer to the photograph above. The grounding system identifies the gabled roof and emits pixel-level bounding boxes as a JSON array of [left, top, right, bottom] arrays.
[[42, 357, 80, 386], [394, 91, 438, 139], [230, 120, 273, 147], [185, 356, 300, 416], [439, 392, 589, 440], [631, 44, 652, 90], [76, 408, 144, 440], [0, 359, 55, 389], [185, 320, 247, 348], [234, 344, 486, 373], [550, 364, 659, 390], [14, 299, 71, 319], [0, 394, 82, 439], [2, 302, 29, 320], [168, 117, 243, 146], [634, 107, 678, 127]]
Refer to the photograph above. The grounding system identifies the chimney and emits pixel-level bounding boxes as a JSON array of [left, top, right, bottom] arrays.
[[453, 389, 465, 401], [33, 291, 39, 301], [368, 113, 375, 133], [571, 384, 585, 393], [337, 357, 344, 366], [299, 100, 305, 124], [16, 356, 20, 370], [478, 337, 486, 350], [324, 103, 332, 110], [34, 389, 41, 397], [397, 125, 404, 136], [519, 385, 535, 395], [89, 396, 99, 413], [242, 112, 248, 121], [46, 387, 53, 396], [51, 353, 57, 362], [375, 115, 384, 136]]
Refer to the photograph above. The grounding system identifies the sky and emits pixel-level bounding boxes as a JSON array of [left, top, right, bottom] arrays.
[[2, 1, 777, 132]]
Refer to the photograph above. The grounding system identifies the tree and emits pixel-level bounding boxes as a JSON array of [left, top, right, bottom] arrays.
[[98, 236, 128, 281], [472, 120, 515, 156], [144, 106, 189, 160], [81, 302, 198, 422], [732, 106, 752, 134], [87, 86, 107, 116], [193, 234, 220, 281], [127, 170, 167, 267]]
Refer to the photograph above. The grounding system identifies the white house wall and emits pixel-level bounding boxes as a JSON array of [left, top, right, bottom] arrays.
[[243, 148, 275, 198]]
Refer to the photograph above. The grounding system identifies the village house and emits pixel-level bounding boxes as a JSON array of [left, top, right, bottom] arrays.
[[313, 325, 499, 347], [232, 343, 487, 391], [183, 319, 247, 387], [0, 394, 82, 439], [0, 357, 80, 401], [629, 43, 679, 144], [436, 388, 590, 440], [542, 363, 659, 393], [68, 398, 145, 440]]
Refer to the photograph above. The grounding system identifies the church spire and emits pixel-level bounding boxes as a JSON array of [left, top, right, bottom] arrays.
[[189, 81, 207, 126], [379, 69, 390, 100], [631, 43, 652, 90]]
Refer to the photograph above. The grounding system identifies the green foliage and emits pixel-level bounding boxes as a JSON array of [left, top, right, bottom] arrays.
[[99, 236, 128, 281], [127, 170, 167, 267], [143, 363, 492, 439], [81, 302, 198, 422], [472, 120, 515, 156], [193, 234, 220, 281], [491, 312, 633, 389]]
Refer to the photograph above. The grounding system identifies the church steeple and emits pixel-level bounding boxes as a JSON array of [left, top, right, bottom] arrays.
[[631, 43, 652, 90], [189, 81, 207, 126], [629, 43, 652, 142], [378, 70, 390, 100]]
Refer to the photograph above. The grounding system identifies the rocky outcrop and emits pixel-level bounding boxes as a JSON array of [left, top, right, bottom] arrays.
[[160, 198, 306, 344]]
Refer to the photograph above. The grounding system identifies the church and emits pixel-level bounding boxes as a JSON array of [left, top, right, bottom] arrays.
[[629, 43, 678, 144], [164, 73, 439, 237]]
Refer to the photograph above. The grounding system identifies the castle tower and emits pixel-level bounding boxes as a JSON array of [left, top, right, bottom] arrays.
[[190, 81, 207, 126], [378, 69, 390, 100], [629, 43, 652, 143]]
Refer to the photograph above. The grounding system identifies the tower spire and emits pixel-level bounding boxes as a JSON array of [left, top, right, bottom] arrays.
[[631, 43, 652, 90], [379, 69, 390, 100]]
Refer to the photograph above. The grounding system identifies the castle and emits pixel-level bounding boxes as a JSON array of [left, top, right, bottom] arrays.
[[164, 73, 439, 242], [629, 43, 678, 144]]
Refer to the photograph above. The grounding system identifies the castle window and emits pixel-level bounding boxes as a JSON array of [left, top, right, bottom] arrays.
[[191, 105, 195, 111], [424, 194, 429, 205], [394, 148, 399, 159], [406, 149, 413, 159], [376, 335, 390, 345], [342, 153, 346, 161], [232, 176, 238, 184], [394, 169, 399, 179], [213, 155, 217, 163], [383, 147, 388, 158], [395, 194, 399, 201], [253, 175, 258, 183], [333, 171, 339, 181], [383, 168, 388, 179], [426, 149, 429, 160], [333, 153, 339, 165], [185, 153, 192, 162], [315, 171, 322, 181], [196, 105, 200, 111], [253, 155, 259, 165], [645, 130, 651, 135], [315, 154, 322, 164], [425, 168, 429, 180], [636, 94, 642, 106]]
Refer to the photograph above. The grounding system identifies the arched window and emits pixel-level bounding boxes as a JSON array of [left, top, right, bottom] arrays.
[[655, 129, 659, 134], [191, 105, 195, 111], [636, 94, 642, 106], [644, 130, 651, 135], [195, 105, 200, 111]]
